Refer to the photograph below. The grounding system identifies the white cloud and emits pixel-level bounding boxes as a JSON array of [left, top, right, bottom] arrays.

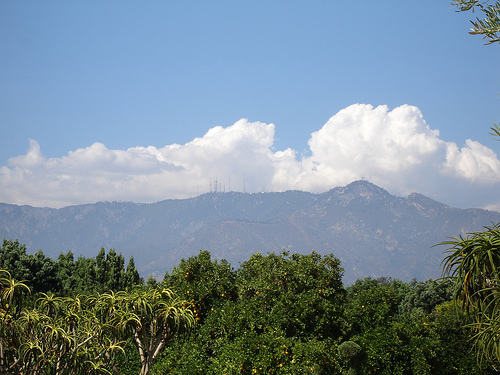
[[8, 139, 45, 168], [443, 139, 500, 183], [1, 104, 500, 210], [272, 104, 448, 194]]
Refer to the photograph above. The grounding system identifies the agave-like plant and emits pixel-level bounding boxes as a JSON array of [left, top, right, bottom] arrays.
[[440, 223, 500, 365], [441, 224, 500, 314], [36, 293, 64, 317], [0, 269, 31, 374], [84, 360, 113, 375], [469, 303, 500, 364], [1, 269, 193, 375], [120, 287, 195, 375], [0, 269, 30, 314]]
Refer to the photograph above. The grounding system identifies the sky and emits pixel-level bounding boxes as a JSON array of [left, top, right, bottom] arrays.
[[1, 1, 499, 210]]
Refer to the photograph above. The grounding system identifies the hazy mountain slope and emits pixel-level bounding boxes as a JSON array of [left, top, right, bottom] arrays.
[[157, 181, 500, 283], [0, 190, 316, 267], [1, 181, 499, 284]]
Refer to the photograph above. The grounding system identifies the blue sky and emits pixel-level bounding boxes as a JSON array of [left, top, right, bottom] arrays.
[[1, 1, 499, 210]]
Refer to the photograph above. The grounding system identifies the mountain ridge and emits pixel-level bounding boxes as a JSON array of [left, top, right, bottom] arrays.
[[1, 180, 499, 284]]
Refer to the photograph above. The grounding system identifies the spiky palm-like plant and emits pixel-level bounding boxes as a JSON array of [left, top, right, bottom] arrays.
[[118, 287, 195, 375], [441, 223, 500, 365]]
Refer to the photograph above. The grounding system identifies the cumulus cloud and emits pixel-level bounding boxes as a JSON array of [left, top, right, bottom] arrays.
[[1, 104, 500, 210], [272, 104, 448, 194], [443, 139, 500, 183]]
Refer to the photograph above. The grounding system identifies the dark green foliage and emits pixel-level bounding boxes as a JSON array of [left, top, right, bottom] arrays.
[[399, 278, 453, 315], [57, 251, 76, 292], [95, 246, 106, 286], [72, 255, 98, 293], [146, 275, 158, 288], [236, 251, 346, 340], [115, 340, 142, 375], [94, 247, 129, 292], [344, 276, 495, 375], [102, 248, 125, 291], [0, 239, 143, 296], [125, 256, 142, 287], [430, 301, 495, 374], [202, 332, 339, 374], [0, 239, 32, 282], [24, 249, 60, 294], [154, 339, 210, 375], [0, 239, 60, 294], [338, 341, 362, 375], [158, 250, 346, 374], [68, 248, 143, 294], [345, 277, 400, 336], [1, 240, 496, 374], [156, 253, 495, 374], [338, 341, 362, 361]]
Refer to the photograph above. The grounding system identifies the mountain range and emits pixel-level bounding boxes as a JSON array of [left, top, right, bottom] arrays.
[[1, 180, 499, 284]]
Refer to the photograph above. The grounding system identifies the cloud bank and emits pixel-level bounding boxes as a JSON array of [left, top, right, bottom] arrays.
[[2, 104, 500, 210]]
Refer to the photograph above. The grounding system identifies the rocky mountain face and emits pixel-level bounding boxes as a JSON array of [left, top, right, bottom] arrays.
[[1, 180, 499, 284]]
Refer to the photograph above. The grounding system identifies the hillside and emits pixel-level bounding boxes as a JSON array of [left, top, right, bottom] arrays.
[[1, 180, 499, 284]]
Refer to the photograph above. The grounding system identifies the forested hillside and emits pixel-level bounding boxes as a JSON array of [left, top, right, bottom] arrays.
[[0, 240, 495, 374]]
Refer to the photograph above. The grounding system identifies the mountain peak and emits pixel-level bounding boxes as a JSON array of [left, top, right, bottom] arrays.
[[312, 180, 391, 211], [344, 180, 390, 195], [2, 181, 500, 284], [322, 180, 391, 207]]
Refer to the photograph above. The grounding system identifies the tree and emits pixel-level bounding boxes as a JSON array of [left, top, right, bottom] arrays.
[[431, 301, 496, 374], [95, 247, 107, 289], [0, 239, 31, 282], [24, 249, 60, 294], [104, 249, 126, 291], [1, 289, 127, 375], [163, 250, 237, 324], [73, 255, 98, 293], [0, 270, 31, 373], [237, 251, 346, 341], [441, 223, 500, 364], [398, 278, 453, 315], [17, 295, 116, 374], [57, 251, 77, 295], [1, 274, 192, 375], [204, 251, 346, 374], [125, 256, 142, 288], [156, 251, 346, 374], [109, 287, 195, 375], [338, 341, 362, 375], [453, 0, 500, 44], [92, 248, 143, 293], [0, 240, 61, 294]]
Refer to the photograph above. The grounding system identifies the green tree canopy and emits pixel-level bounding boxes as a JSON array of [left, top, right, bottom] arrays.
[[0, 240, 144, 296], [236, 251, 346, 340], [164, 250, 237, 324]]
